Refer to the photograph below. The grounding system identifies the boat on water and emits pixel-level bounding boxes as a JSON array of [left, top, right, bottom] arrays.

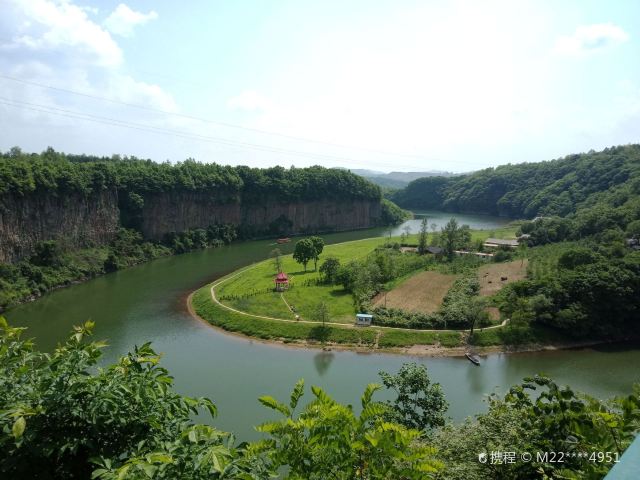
[[276, 238, 291, 244], [465, 353, 481, 366]]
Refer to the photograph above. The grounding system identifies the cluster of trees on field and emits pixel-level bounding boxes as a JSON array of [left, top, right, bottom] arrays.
[[392, 144, 640, 219], [0, 223, 238, 311], [319, 247, 435, 309], [1, 320, 638, 479], [292, 236, 325, 271]]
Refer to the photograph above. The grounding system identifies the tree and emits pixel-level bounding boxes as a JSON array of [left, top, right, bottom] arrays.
[[257, 380, 442, 479], [309, 236, 325, 270], [270, 248, 283, 274], [31, 240, 63, 267], [402, 225, 412, 244], [517, 239, 528, 266], [293, 239, 315, 271], [318, 257, 340, 283], [379, 363, 448, 431], [312, 301, 330, 327], [0, 318, 263, 480], [626, 219, 640, 239], [440, 218, 470, 257], [418, 217, 429, 254]]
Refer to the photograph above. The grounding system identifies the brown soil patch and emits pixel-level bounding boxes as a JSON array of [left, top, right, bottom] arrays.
[[478, 260, 528, 296], [373, 271, 457, 313]]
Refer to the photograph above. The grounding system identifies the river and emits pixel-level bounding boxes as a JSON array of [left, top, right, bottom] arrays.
[[5, 212, 640, 440]]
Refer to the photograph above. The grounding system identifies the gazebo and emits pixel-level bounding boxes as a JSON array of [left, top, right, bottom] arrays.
[[274, 272, 289, 291]]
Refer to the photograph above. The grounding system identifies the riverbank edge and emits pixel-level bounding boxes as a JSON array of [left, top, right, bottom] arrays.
[[0, 221, 408, 314], [186, 287, 633, 359]]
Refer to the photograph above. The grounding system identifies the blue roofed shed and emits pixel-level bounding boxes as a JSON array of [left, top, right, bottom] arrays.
[[355, 313, 373, 326]]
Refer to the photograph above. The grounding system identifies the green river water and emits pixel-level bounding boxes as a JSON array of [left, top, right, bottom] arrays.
[[5, 212, 640, 440]]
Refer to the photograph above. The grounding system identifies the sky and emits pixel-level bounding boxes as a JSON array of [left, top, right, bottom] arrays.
[[1, 0, 639, 172]]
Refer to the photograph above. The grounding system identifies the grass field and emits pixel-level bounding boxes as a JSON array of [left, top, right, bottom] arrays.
[[373, 270, 457, 313], [193, 285, 465, 348], [216, 236, 393, 323], [217, 226, 519, 323]]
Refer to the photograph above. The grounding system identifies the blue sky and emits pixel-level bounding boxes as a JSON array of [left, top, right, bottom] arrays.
[[1, 0, 639, 172]]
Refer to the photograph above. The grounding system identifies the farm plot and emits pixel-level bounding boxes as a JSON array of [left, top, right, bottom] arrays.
[[373, 270, 457, 313], [477, 259, 528, 296]]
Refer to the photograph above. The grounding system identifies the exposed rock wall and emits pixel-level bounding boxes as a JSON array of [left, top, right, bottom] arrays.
[[0, 189, 120, 263], [139, 192, 381, 239], [1, 189, 383, 262]]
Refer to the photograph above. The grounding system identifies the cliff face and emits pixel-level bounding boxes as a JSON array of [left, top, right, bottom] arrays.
[[0, 189, 120, 263], [1, 190, 383, 262], [139, 192, 382, 239]]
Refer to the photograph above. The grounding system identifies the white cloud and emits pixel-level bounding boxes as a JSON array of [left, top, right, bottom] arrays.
[[554, 23, 629, 56], [227, 90, 274, 112], [104, 4, 158, 38], [7, 0, 122, 67]]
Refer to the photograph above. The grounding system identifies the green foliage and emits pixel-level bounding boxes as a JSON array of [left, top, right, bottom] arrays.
[[256, 380, 442, 479], [2, 317, 637, 478], [439, 218, 471, 257], [379, 363, 448, 431], [498, 244, 640, 338], [393, 144, 640, 219], [0, 223, 237, 311], [0, 149, 382, 203], [318, 256, 340, 283], [312, 301, 330, 327], [293, 238, 315, 271], [379, 198, 411, 225], [434, 375, 640, 479], [309, 236, 325, 271], [418, 217, 429, 254], [0, 318, 262, 479], [31, 240, 63, 267]]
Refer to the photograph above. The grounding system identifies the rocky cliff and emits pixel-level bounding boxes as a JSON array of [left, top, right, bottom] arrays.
[[0, 190, 120, 263], [139, 192, 382, 239], [1, 190, 384, 263]]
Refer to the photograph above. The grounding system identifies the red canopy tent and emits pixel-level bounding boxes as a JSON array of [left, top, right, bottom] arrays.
[[274, 272, 289, 291]]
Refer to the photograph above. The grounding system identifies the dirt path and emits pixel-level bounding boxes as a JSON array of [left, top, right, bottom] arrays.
[[208, 267, 509, 333]]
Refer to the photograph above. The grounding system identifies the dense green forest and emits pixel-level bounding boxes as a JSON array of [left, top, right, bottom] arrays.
[[0, 147, 381, 202], [1, 319, 637, 479], [392, 144, 640, 219], [0, 148, 409, 311]]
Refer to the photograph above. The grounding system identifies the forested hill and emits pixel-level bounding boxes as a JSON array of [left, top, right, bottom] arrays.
[[0, 148, 407, 264], [0, 147, 381, 202], [392, 144, 640, 218]]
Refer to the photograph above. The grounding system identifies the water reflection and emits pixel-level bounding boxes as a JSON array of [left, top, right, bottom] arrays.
[[313, 351, 335, 376]]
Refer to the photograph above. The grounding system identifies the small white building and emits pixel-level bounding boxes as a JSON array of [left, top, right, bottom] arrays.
[[483, 238, 519, 249], [355, 313, 373, 326]]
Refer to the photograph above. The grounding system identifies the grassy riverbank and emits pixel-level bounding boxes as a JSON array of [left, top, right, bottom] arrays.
[[188, 225, 581, 353], [215, 226, 518, 324], [191, 286, 464, 349]]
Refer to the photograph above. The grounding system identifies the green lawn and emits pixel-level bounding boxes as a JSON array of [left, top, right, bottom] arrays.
[[193, 285, 465, 348], [216, 226, 519, 323], [216, 236, 392, 323]]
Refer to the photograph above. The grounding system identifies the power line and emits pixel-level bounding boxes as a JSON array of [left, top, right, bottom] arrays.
[[0, 74, 444, 162], [0, 97, 422, 168]]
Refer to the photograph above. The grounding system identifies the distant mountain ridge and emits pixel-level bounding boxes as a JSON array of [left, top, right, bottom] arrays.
[[349, 169, 458, 189]]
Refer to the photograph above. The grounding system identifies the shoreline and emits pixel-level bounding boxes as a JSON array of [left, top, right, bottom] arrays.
[[185, 291, 630, 358]]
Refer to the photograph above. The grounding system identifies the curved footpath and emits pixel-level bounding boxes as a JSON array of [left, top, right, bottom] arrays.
[[207, 263, 509, 333], [186, 242, 623, 357]]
